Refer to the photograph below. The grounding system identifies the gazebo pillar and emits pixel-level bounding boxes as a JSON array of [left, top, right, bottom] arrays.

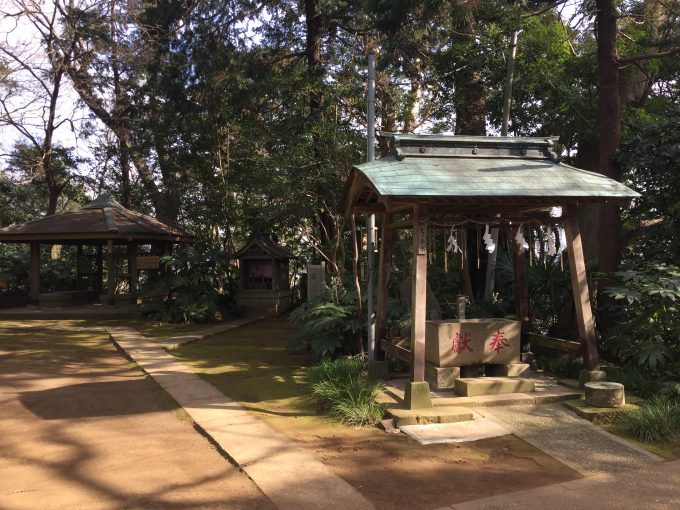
[[106, 239, 115, 305], [564, 212, 605, 385], [29, 241, 40, 304], [405, 205, 432, 409], [128, 243, 138, 302], [96, 245, 103, 292]]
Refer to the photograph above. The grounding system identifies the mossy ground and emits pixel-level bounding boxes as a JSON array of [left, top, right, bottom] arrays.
[[599, 422, 680, 461], [175, 319, 582, 510]]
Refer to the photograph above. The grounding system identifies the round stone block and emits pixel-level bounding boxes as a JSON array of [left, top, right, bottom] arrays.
[[584, 382, 625, 408]]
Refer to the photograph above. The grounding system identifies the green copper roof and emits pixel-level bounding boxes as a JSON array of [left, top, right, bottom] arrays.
[[351, 134, 639, 200]]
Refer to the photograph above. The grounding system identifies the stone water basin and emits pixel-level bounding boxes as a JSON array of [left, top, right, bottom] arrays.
[[425, 318, 521, 367]]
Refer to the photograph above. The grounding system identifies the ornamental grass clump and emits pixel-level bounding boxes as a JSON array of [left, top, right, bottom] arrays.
[[623, 396, 680, 443], [307, 356, 386, 427]]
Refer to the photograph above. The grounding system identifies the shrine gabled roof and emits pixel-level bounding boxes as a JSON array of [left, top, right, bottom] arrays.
[[0, 194, 197, 243], [344, 133, 639, 214], [233, 233, 295, 259]]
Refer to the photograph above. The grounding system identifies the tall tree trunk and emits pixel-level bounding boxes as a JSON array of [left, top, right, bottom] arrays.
[[453, 25, 486, 301], [596, 0, 622, 277], [42, 64, 64, 216], [402, 61, 423, 133], [596, 0, 623, 332], [110, 0, 131, 208], [305, 0, 324, 123], [304, 0, 336, 270]]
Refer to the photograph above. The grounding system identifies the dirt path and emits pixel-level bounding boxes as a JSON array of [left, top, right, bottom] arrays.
[[0, 328, 274, 510]]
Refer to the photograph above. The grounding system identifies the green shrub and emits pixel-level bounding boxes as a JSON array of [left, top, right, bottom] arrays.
[[603, 264, 680, 373], [141, 242, 234, 323], [306, 357, 386, 427], [623, 396, 680, 443], [288, 278, 362, 359], [307, 355, 367, 386], [606, 366, 663, 399]]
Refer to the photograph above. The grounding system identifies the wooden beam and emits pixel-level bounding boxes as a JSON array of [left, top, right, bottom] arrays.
[[385, 219, 413, 230], [351, 203, 386, 214], [527, 333, 581, 354], [381, 199, 415, 214], [564, 214, 600, 370], [410, 205, 427, 382], [380, 339, 411, 363], [29, 241, 40, 303], [375, 213, 395, 361]]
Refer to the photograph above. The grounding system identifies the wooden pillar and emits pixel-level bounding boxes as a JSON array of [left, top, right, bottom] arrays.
[[271, 257, 278, 290], [564, 214, 600, 370], [96, 245, 103, 292], [128, 243, 138, 301], [511, 226, 531, 352], [106, 239, 115, 305], [410, 206, 427, 382], [76, 244, 84, 291], [375, 213, 394, 361], [29, 241, 40, 303]]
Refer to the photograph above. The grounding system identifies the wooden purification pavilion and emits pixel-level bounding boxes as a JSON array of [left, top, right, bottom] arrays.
[[342, 133, 639, 409], [0, 195, 196, 307]]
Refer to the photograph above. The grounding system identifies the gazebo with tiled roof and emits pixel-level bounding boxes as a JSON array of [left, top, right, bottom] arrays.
[[0, 194, 196, 306]]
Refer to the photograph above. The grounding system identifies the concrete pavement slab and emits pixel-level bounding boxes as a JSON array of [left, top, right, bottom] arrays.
[[400, 416, 512, 445]]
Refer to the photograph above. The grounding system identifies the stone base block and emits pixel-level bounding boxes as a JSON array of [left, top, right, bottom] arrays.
[[425, 364, 460, 390], [579, 369, 607, 388], [368, 360, 389, 381], [454, 377, 535, 397], [564, 398, 641, 422], [387, 406, 474, 427], [460, 364, 484, 378], [484, 363, 530, 377], [585, 382, 625, 408], [403, 381, 433, 410]]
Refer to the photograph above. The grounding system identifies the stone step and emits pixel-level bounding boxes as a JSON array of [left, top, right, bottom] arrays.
[[387, 406, 475, 427], [454, 376, 536, 397]]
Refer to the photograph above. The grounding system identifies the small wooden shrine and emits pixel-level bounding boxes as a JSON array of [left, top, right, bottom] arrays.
[[233, 233, 294, 315], [342, 133, 639, 409], [0, 194, 196, 307]]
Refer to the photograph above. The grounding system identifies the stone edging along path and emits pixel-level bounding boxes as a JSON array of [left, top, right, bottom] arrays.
[[108, 326, 375, 510]]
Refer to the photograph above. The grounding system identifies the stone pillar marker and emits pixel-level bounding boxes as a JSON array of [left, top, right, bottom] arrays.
[[307, 264, 324, 302]]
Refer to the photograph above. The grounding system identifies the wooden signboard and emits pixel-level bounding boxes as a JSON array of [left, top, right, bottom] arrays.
[[136, 256, 160, 270]]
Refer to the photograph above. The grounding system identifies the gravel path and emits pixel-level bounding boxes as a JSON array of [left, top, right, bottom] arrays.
[[477, 403, 663, 476]]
